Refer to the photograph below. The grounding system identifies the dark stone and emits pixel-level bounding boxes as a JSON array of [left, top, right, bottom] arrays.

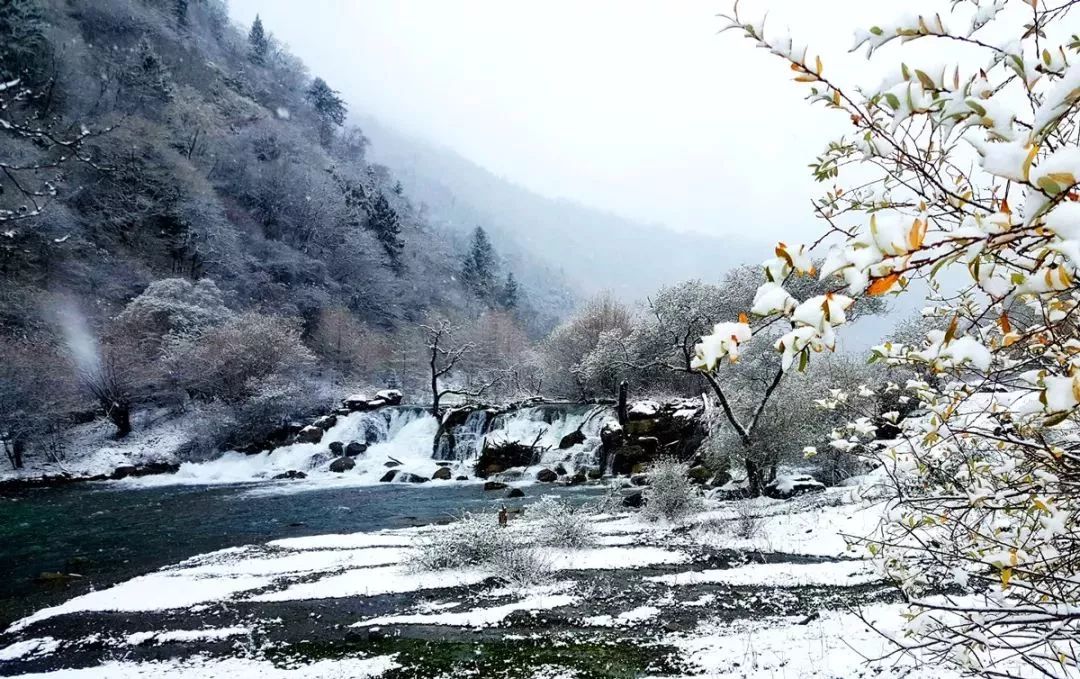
[[484, 481, 508, 491], [379, 469, 399, 483], [110, 465, 138, 480], [610, 444, 648, 476], [398, 472, 429, 484], [455, 475, 469, 481], [554, 463, 569, 476], [637, 436, 660, 456], [570, 471, 588, 485], [432, 466, 452, 481], [622, 491, 644, 508], [507, 488, 525, 498], [345, 441, 367, 457], [307, 453, 330, 470], [328, 441, 344, 455], [764, 475, 825, 499], [558, 429, 586, 449], [536, 468, 558, 483], [587, 468, 604, 480], [312, 415, 338, 430], [688, 465, 712, 484], [630, 473, 649, 487], [272, 470, 308, 480], [384, 460, 401, 468], [329, 456, 356, 473], [296, 426, 324, 444]]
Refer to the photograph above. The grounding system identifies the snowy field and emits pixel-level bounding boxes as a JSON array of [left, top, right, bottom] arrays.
[[0, 487, 979, 678]]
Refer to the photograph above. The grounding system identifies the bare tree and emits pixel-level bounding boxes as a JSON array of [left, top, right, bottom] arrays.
[[79, 352, 133, 438], [422, 318, 501, 416]]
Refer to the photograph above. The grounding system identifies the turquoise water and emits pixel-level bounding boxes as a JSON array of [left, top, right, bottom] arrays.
[[0, 481, 604, 628]]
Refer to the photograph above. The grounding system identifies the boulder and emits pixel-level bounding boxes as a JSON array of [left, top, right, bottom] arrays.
[[764, 475, 825, 499], [554, 463, 569, 476], [345, 441, 367, 457], [630, 473, 649, 487], [329, 457, 356, 473], [384, 459, 401, 468], [375, 389, 403, 405], [454, 475, 469, 481], [610, 444, 648, 476], [637, 436, 660, 456], [328, 441, 344, 455], [110, 465, 138, 480], [587, 468, 604, 480], [507, 488, 525, 498], [622, 491, 644, 508], [687, 465, 712, 484], [398, 472, 429, 484], [307, 453, 330, 470], [379, 470, 399, 483], [558, 429, 586, 449], [312, 414, 338, 430], [272, 470, 308, 480], [570, 471, 588, 485], [296, 425, 324, 444], [483, 481, 508, 491], [432, 466, 453, 481], [535, 468, 558, 483]]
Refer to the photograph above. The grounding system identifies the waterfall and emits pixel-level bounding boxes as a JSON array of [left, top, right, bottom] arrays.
[[122, 403, 615, 489]]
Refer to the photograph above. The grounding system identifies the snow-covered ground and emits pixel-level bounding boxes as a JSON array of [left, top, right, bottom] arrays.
[[0, 486, 987, 678]]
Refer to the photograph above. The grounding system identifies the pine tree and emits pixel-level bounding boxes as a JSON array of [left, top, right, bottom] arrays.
[[248, 14, 268, 64], [306, 77, 347, 146], [367, 193, 405, 273], [121, 37, 174, 111], [0, 0, 49, 85], [173, 0, 188, 27], [461, 227, 496, 301], [498, 272, 519, 310]]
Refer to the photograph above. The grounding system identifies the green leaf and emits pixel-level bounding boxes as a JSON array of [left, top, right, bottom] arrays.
[[1045, 410, 1072, 427], [870, 26, 884, 36], [966, 100, 987, 117], [1038, 177, 1062, 195], [915, 69, 935, 90], [884, 93, 901, 110]]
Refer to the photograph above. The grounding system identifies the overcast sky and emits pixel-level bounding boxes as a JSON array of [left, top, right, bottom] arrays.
[[228, 1, 913, 245]]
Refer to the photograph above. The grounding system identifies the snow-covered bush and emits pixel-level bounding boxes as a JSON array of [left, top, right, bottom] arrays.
[[408, 512, 515, 570], [641, 458, 704, 523], [733, 500, 764, 540], [529, 496, 596, 549], [716, 1, 1080, 673], [491, 545, 554, 589]]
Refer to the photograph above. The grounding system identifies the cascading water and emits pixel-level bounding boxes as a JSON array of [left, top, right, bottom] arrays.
[[124, 403, 615, 490]]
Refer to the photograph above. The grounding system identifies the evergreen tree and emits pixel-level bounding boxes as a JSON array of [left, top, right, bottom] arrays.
[[173, 0, 188, 27], [248, 14, 268, 64], [0, 0, 50, 85], [306, 77, 347, 146], [461, 227, 496, 301], [121, 37, 174, 112], [366, 193, 405, 273], [498, 272, 519, 310]]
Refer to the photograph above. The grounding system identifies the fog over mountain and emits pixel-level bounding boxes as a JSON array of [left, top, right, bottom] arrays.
[[361, 116, 762, 301]]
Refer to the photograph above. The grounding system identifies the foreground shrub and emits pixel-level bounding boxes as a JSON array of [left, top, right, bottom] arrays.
[[529, 496, 596, 549], [409, 513, 514, 570], [642, 458, 703, 523]]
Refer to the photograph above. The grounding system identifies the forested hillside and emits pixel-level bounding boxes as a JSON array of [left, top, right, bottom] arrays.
[[0, 0, 573, 458]]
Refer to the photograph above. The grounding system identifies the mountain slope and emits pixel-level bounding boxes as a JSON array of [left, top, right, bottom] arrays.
[[361, 116, 764, 301]]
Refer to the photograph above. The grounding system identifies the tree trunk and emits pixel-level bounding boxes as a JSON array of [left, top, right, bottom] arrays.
[[107, 401, 132, 438], [617, 380, 629, 426], [745, 458, 767, 498]]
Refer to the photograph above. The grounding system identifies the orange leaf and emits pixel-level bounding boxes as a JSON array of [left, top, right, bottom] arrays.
[[867, 273, 901, 296], [738, 312, 749, 324], [999, 313, 1012, 334], [1000, 198, 1011, 215], [908, 218, 927, 250]]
